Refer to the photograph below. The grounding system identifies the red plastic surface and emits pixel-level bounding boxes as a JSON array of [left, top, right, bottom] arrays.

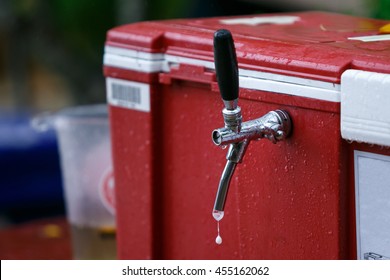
[[0, 218, 72, 260], [107, 11, 390, 83], [104, 12, 390, 259]]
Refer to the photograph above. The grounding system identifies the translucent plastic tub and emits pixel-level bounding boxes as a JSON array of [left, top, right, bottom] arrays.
[[35, 104, 116, 259]]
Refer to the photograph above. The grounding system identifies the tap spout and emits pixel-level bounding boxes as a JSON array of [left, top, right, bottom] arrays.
[[213, 160, 236, 214], [212, 140, 249, 221]]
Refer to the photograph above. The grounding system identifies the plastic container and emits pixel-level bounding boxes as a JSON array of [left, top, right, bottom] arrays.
[[0, 112, 63, 222], [36, 104, 116, 259]]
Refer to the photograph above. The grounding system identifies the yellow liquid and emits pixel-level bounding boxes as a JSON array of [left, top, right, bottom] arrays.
[[70, 225, 117, 260]]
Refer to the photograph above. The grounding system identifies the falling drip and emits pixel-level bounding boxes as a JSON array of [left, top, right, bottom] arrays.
[[215, 221, 222, 245]]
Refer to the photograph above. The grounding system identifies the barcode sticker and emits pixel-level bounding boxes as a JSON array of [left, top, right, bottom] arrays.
[[106, 78, 150, 112]]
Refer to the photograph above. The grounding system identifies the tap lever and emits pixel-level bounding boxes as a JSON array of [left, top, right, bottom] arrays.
[[213, 29, 239, 107]]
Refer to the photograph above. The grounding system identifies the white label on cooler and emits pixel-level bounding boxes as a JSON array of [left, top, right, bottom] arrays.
[[106, 78, 150, 112], [348, 34, 390, 42], [355, 151, 390, 260], [220, 16, 300, 26]]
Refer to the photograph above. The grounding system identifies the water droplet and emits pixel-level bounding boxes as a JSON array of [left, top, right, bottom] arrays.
[[215, 220, 222, 245]]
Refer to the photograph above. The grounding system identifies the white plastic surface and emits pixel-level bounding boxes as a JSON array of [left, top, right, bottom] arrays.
[[103, 53, 166, 73], [219, 16, 300, 26], [341, 69, 390, 147], [348, 34, 390, 42], [105, 46, 164, 60], [239, 75, 340, 102]]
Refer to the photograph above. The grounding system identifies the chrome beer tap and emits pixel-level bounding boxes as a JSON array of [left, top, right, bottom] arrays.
[[212, 29, 292, 222]]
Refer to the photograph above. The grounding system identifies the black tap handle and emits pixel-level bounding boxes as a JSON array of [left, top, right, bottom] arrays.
[[213, 29, 239, 102]]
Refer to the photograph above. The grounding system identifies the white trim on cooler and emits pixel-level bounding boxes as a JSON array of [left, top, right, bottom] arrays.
[[341, 69, 390, 147], [104, 46, 341, 103]]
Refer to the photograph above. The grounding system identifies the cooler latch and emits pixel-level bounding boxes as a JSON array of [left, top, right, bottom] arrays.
[[364, 252, 390, 260], [159, 63, 215, 85]]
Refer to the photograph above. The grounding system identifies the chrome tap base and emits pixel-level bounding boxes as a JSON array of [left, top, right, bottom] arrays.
[[212, 109, 292, 214]]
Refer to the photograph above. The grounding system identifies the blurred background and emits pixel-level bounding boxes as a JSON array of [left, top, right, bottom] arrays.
[[0, 0, 389, 258]]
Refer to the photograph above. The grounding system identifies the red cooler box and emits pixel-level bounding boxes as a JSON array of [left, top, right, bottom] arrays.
[[103, 12, 390, 259]]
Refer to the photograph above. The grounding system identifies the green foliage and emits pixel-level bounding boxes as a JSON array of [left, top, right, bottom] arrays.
[[375, 0, 390, 19], [145, 0, 195, 19], [48, 0, 116, 62]]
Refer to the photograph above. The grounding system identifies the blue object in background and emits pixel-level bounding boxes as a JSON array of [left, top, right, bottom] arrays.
[[0, 111, 65, 223]]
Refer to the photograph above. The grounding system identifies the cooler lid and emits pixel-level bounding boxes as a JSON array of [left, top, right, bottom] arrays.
[[105, 11, 390, 84], [105, 12, 390, 146]]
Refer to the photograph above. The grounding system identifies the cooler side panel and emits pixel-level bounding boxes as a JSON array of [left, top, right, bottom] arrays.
[[159, 81, 242, 259], [234, 98, 347, 259], [157, 78, 348, 259], [109, 105, 154, 259], [106, 68, 161, 259]]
